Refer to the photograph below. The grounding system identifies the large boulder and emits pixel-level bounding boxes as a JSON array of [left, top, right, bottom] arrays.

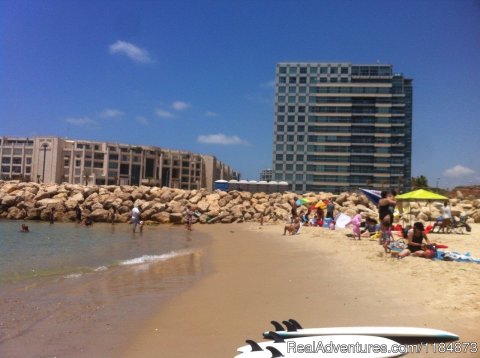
[[152, 212, 170, 223], [169, 213, 183, 224], [2, 183, 19, 194], [7, 207, 25, 220], [34, 190, 51, 201], [36, 198, 64, 207], [89, 208, 110, 222], [1, 195, 18, 207], [196, 200, 210, 213], [65, 199, 79, 211]]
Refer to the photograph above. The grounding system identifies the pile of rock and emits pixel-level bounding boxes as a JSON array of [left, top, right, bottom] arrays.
[[0, 181, 479, 224]]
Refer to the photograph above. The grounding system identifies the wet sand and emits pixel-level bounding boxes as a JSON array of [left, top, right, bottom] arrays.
[[0, 228, 209, 358], [123, 223, 480, 357]]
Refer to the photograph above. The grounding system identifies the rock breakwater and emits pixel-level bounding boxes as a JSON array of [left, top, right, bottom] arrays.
[[1, 181, 479, 225]]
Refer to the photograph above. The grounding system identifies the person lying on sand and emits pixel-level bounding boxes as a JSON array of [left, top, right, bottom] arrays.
[[283, 218, 301, 236]]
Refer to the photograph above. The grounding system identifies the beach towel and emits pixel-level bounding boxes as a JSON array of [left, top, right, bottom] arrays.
[[388, 240, 407, 252], [436, 251, 480, 264]]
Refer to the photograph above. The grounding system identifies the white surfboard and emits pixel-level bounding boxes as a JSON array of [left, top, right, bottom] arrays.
[[263, 321, 459, 342], [236, 335, 406, 357]]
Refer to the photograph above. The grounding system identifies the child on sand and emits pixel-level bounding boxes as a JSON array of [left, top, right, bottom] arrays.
[[283, 218, 301, 236], [378, 219, 393, 252], [346, 210, 362, 240], [361, 217, 378, 238]]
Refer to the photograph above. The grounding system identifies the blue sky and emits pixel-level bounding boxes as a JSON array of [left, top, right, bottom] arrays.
[[1, 0, 479, 189]]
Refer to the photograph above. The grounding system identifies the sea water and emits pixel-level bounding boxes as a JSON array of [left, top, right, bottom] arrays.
[[0, 220, 205, 283], [0, 220, 209, 357]]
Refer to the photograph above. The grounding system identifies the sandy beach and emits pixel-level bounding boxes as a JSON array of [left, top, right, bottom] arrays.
[[122, 222, 480, 358]]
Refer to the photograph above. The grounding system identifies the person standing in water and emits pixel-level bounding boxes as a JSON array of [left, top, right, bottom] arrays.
[[185, 205, 193, 231], [131, 206, 141, 233], [48, 208, 55, 224]]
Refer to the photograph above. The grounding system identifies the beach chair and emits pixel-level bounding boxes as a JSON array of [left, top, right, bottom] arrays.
[[450, 215, 471, 234], [431, 216, 449, 233]]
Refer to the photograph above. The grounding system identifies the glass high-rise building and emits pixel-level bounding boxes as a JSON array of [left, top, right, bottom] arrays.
[[272, 62, 412, 193]]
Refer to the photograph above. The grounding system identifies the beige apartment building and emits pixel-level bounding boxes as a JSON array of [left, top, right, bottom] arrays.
[[0, 136, 239, 191]]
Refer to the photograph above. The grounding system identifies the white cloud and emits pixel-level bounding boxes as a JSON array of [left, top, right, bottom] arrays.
[[205, 111, 217, 117], [100, 108, 124, 118], [155, 108, 175, 118], [172, 101, 191, 111], [197, 133, 248, 145], [135, 116, 149, 125], [443, 165, 475, 178], [260, 80, 275, 88], [65, 117, 96, 126], [109, 40, 152, 63]]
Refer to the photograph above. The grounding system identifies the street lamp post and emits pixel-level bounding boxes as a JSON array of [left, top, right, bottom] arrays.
[[41, 143, 48, 182]]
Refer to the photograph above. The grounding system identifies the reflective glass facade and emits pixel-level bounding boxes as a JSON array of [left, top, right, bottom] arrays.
[[272, 63, 412, 193]]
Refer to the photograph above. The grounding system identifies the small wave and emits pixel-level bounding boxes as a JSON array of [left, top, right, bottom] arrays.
[[64, 273, 83, 279], [120, 251, 191, 266], [94, 266, 108, 272]]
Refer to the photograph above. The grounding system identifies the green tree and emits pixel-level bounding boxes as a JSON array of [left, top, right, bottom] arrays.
[[411, 175, 429, 189]]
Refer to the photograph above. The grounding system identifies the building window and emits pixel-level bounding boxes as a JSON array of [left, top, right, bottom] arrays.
[[120, 163, 129, 175], [2, 157, 10, 164]]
